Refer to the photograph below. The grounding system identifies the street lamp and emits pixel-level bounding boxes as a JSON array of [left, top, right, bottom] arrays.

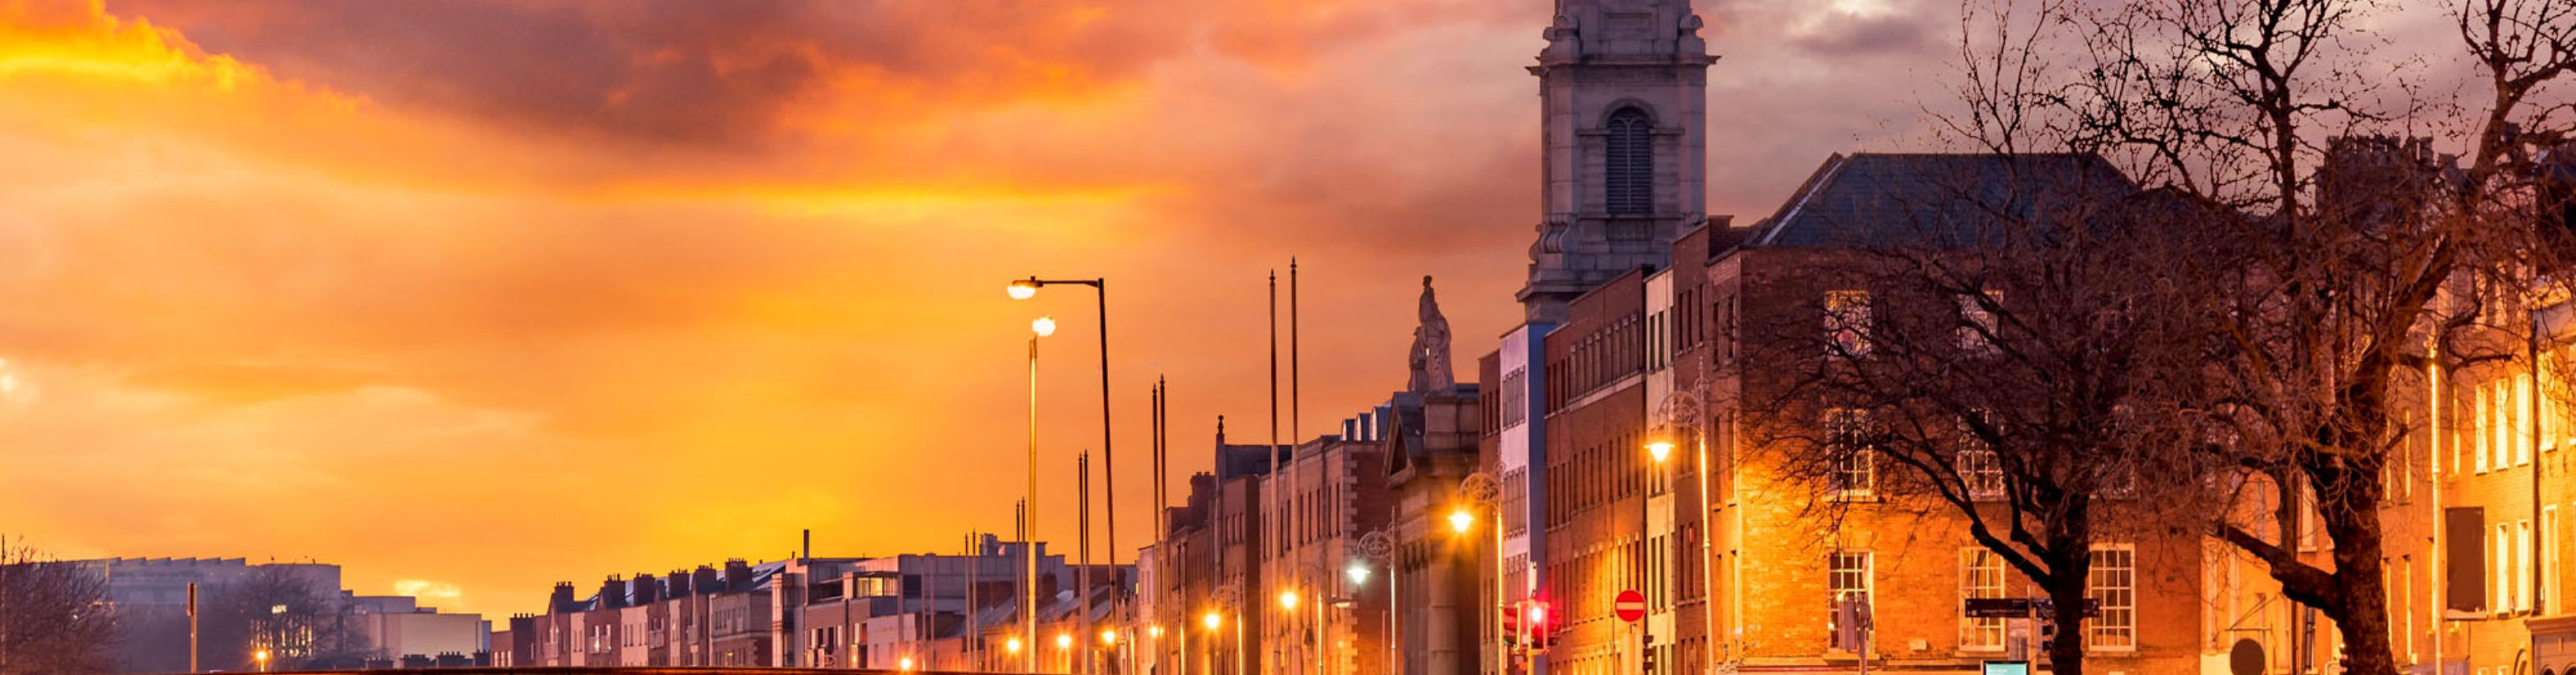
[[1007, 274, 1121, 675], [1278, 589, 1300, 612], [1636, 437, 1674, 675], [253, 649, 270, 673], [1647, 440, 1676, 464], [1357, 530, 1398, 675], [1458, 472, 1503, 675], [1010, 636, 1026, 655]]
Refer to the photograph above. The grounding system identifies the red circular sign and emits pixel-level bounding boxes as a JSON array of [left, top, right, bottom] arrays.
[[1614, 589, 1647, 623]]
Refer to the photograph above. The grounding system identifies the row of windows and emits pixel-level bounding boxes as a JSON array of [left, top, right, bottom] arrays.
[[1822, 289, 2004, 362], [1270, 456, 1358, 555], [1548, 314, 1647, 414], [1544, 428, 1647, 526], [1826, 546, 2136, 653]]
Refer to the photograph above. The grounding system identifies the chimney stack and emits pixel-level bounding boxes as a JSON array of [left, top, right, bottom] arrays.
[[724, 559, 752, 591], [632, 574, 660, 604], [695, 566, 721, 595], [548, 582, 577, 613], [598, 577, 626, 609]]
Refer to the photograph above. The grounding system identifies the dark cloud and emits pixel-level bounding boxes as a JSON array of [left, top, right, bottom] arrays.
[[106, 0, 1189, 148]]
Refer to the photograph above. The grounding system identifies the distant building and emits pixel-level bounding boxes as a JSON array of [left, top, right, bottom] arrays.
[[77, 557, 488, 673], [347, 595, 490, 666], [502, 538, 1126, 668]]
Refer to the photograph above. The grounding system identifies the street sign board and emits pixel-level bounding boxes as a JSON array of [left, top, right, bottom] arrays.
[[1614, 589, 1647, 623], [1964, 597, 2099, 618], [1964, 598, 2029, 618], [1983, 661, 2031, 675]]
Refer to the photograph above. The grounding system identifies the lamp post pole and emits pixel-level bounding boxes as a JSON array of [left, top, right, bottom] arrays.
[[1011, 276, 1119, 675], [1458, 472, 1502, 675], [1358, 531, 1396, 675], [1028, 316, 1059, 674]]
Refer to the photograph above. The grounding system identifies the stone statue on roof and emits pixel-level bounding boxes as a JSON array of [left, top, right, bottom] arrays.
[[1409, 276, 1455, 393]]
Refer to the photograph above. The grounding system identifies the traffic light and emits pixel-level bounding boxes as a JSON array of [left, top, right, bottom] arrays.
[[1643, 644, 1658, 673], [1524, 600, 1554, 654], [1500, 604, 1523, 647]]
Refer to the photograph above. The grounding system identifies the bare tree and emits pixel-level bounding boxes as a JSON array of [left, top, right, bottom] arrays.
[[0, 538, 117, 675], [200, 565, 367, 670], [2037, 1, 2576, 674]]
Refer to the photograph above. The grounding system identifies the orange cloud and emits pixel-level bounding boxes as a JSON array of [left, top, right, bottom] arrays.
[[17, 0, 2325, 618]]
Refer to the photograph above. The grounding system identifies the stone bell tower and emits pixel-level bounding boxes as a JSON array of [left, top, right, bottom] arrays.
[[1518, 0, 1714, 323]]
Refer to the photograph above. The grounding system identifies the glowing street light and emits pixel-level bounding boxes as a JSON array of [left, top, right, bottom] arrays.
[[1447, 508, 1475, 534], [253, 649, 270, 673], [1008, 636, 1025, 654], [1278, 589, 1300, 611], [1057, 633, 1075, 650], [1347, 562, 1370, 586], [1033, 316, 1058, 337], [901, 657, 917, 671], [1201, 612, 1223, 632], [1101, 628, 1119, 645], [1148, 625, 1164, 640], [1008, 280, 1041, 300], [1647, 439, 1676, 464]]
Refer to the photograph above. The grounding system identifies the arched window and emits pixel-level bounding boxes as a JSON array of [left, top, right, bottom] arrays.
[[1605, 107, 1655, 215]]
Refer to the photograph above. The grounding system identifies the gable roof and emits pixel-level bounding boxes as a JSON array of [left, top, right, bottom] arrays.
[[1749, 153, 2137, 248]]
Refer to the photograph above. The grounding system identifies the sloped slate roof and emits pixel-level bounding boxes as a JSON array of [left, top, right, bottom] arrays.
[[1749, 153, 2137, 248]]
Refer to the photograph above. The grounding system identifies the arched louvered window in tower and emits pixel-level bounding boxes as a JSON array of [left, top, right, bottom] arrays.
[[1605, 107, 1655, 215]]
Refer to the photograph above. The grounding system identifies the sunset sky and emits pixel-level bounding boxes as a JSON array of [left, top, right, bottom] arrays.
[[0, 0, 2474, 616]]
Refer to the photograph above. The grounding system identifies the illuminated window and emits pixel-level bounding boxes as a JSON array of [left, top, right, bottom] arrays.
[[1959, 549, 2005, 651], [1827, 550, 1871, 652], [2548, 507, 2562, 612], [2086, 546, 2135, 650], [2497, 522, 2514, 613], [1606, 108, 1654, 215], [2476, 382, 2492, 473], [2520, 374, 2537, 466]]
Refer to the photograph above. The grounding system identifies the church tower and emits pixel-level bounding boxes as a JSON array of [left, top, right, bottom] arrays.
[[1518, 0, 1714, 323]]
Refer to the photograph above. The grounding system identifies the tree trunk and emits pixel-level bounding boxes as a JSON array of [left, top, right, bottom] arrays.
[[2320, 489, 2399, 675], [2045, 571, 2090, 675]]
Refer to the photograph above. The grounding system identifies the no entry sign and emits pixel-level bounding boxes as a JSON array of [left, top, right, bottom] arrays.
[[1615, 589, 1647, 623]]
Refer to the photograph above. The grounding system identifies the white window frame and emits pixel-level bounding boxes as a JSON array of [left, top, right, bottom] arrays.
[[1958, 412, 2005, 501], [1828, 550, 1872, 652], [2086, 545, 2137, 652], [2496, 523, 2514, 615], [1959, 548, 2005, 652], [2548, 506, 2562, 613], [2520, 375, 2537, 467], [2479, 383, 2493, 474], [1827, 408, 1877, 501], [2521, 519, 2536, 613]]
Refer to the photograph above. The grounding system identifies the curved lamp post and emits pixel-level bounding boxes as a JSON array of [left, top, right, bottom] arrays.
[[1456, 472, 1502, 675]]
